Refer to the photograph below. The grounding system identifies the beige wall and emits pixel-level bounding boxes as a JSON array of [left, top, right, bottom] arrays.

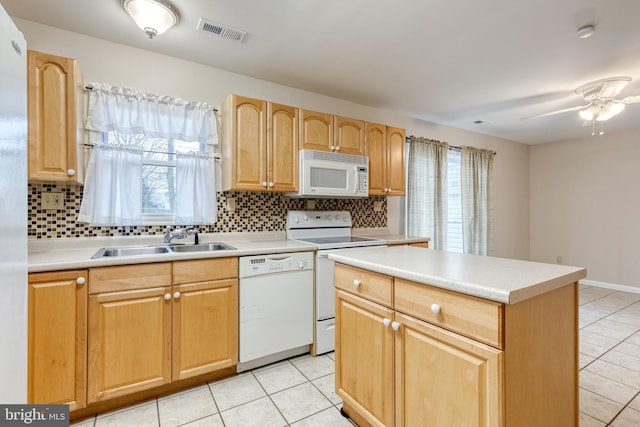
[[530, 127, 640, 289], [15, 18, 531, 260]]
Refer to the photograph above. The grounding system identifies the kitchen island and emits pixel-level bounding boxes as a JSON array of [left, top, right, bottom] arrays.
[[329, 246, 586, 427]]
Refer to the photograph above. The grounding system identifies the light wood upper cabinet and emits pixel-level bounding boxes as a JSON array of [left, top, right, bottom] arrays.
[[28, 270, 87, 410], [334, 116, 365, 156], [366, 123, 387, 195], [222, 95, 297, 192], [27, 50, 84, 183], [367, 124, 405, 195], [299, 109, 334, 152], [267, 103, 298, 192]]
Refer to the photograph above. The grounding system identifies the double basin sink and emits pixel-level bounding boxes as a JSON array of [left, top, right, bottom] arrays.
[[91, 242, 236, 259]]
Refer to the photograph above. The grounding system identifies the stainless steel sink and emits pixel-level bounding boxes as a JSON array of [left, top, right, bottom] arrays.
[[91, 242, 236, 258], [171, 242, 236, 252], [92, 246, 172, 258]]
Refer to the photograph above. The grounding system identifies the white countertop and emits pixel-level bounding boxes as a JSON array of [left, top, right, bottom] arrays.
[[328, 246, 586, 304], [352, 229, 430, 245], [28, 232, 315, 273], [28, 230, 431, 273]]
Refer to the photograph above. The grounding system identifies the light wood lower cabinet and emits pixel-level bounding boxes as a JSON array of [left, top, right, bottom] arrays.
[[28, 270, 87, 410], [335, 290, 394, 427], [394, 312, 502, 427], [87, 258, 238, 403], [335, 264, 577, 427]]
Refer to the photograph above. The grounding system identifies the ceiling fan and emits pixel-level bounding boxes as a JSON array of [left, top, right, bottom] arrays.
[[523, 76, 640, 125]]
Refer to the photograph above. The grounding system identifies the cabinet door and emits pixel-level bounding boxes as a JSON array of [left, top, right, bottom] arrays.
[[335, 116, 365, 156], [223, 95, 267, 191], [88, 287, 172, 403], [172, 279, 238, 380], [268, 103, 298, 191], [386, 127, 406, 195], [366, 123, 387, 195], [336, 290, 394, 427], [27, 50, 82, 183], [299, 109, 333, 152], [28, 270, 87, 410], [394, 312, 502, 427]]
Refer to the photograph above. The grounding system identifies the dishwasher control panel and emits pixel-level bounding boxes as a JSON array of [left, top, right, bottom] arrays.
[[239, 251, 314, 278]]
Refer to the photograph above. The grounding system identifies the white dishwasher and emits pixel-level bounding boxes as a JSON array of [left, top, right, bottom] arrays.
[[237, 251, 314, 372]]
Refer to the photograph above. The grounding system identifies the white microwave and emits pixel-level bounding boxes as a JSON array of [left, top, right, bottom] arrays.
[[286, 150, 369, 198]]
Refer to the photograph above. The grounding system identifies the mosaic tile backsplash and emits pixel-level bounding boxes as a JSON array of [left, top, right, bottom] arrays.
[[28, 183, 387, 239]]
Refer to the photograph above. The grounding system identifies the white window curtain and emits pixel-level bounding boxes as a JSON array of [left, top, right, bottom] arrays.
[[176, 151, 217, 224], [77, 143, 144, 225], [84, 83, 217, 144], [461, 146, 495, 255], [79, 82, 218, 226], [407, 137, 449, 250]]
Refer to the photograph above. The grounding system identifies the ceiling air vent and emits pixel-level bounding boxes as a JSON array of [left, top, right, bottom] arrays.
[[197, 18, 247, 42]]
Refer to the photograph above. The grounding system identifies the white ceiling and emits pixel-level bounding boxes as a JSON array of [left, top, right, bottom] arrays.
[[4, 0, 640, 144]]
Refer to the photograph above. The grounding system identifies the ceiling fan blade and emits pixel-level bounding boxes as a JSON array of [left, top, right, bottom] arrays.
[[521, 104, 590, 120], [620, 95, 640, 104], [598, 78, 631, 98]]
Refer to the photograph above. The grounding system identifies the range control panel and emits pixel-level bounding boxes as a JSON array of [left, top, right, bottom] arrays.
[[286, 210, 352, 229]]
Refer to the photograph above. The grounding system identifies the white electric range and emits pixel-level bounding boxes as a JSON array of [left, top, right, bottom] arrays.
[[286, 210, 387, 354]]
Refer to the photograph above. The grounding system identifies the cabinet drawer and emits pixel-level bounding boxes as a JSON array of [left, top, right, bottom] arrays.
[[89, 263, 172, 294], [394, 278, 503, 348], [173, 257, 238, 284], [335, 264, 393, 308]]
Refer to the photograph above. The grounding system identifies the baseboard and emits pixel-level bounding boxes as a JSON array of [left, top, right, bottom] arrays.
[[580, 279, 640, 294]]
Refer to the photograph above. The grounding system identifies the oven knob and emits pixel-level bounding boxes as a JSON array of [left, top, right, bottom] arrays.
[[303, 215, 309, 221], [298, 261, 305, 269], [294, 217, 299, 223], [335, 214, 341, 220], [327, 216, 332, 220], [343, 217, 349, 222]]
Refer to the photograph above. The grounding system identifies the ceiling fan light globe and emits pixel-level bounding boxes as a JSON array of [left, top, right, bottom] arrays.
[[579, 110, 594, 121], [609, 102, 625, 116]]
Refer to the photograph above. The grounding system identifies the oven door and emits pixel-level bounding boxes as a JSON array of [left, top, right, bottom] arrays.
[[316, 245, 387, 320]]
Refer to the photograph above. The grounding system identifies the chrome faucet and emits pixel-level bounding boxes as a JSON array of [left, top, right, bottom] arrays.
[[164, 226, 200, 244]]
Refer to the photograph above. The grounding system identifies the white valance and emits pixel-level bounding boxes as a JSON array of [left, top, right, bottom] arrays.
[[84, 82, 218, 144]]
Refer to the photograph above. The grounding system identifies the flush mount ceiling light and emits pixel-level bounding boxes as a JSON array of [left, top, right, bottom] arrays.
[[122, 0, 180, 39]]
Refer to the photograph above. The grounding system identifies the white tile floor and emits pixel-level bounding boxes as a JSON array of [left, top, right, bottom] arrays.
[[72, 284, 640, 427]]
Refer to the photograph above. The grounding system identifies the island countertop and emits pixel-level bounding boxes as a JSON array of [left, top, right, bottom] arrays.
[[328, 245, 586, 304]]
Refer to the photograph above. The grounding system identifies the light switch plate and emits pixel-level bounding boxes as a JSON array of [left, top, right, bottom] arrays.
[[226, 198, 236, 212], [42, 192, 64, 210], [374, 201, 384, 212], [306, 200, 316, 209]]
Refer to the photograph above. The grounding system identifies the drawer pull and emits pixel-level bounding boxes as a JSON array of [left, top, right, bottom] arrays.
[[391, 321, 400, 331], [431, 303, 441, 314], [382, 318, 391, 327], [76, 277, 85, 285], [164, 293, 171, 301], [173, 291, 181, 299], [353, 279, 361, 288]]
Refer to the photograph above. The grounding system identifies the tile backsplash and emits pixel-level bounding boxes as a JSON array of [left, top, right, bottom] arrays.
[[28, 183, 387, 239]]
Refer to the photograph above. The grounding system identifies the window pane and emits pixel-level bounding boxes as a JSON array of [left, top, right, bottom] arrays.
[[142, 164, 175, 214]]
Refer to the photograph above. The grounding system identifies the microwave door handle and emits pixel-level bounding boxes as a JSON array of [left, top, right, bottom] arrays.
[[353, 166, 359, 194]]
